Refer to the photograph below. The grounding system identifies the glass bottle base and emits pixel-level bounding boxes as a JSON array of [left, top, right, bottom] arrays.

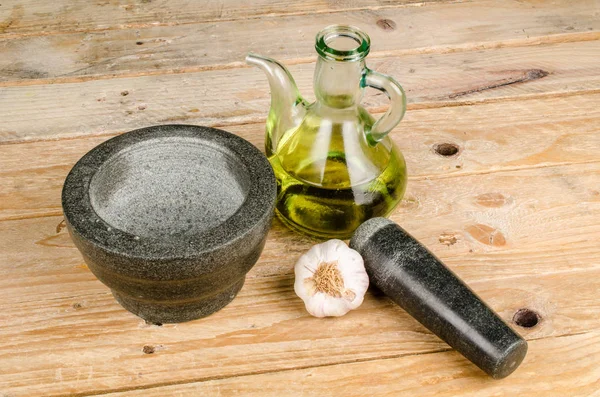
[[275, 209, 357, 240], [270, 151, 407, 239]]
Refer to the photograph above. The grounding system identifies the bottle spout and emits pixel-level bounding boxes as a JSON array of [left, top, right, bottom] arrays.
[[246, 53, 305, 155], [246, 53, 301, 107]]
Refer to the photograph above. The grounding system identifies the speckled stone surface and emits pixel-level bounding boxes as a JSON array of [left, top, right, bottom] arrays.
[[62, 125, 276, 323], [350, 218, 528, 379]]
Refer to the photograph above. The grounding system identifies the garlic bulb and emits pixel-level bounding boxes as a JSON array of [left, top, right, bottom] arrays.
[[294, 239, 369, 317]]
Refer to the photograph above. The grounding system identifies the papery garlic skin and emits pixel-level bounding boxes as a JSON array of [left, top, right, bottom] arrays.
[[294, 239, 369, 318]]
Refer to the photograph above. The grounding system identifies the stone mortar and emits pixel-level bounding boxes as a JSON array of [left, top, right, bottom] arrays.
[[62, 125, 276, 323]]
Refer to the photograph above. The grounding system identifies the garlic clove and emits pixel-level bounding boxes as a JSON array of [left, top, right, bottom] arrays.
[[305, 292, 351, 318], [294, 239, 369, 318], [336, 249, 369, 308], [322, 239, 346, 262]]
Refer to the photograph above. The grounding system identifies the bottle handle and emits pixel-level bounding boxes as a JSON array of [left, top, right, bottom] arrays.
[[362, 68, 407, 144]]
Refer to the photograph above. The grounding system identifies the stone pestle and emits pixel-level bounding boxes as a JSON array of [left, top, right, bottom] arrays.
[[350, 217, 528, 379]]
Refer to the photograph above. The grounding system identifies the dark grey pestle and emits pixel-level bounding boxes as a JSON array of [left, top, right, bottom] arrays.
[[350, 217, 527, 379]]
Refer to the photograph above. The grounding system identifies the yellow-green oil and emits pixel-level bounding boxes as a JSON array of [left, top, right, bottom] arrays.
[[268, 108, 407, 239]]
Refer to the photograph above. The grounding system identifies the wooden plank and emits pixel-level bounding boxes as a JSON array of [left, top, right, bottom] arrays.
[[1, 245, 598, 394], [1, 2, 598, 394], [2, 160, 600, 394], [3, 159, 600, 304], [1, 91, 599, 221], [1, 1, 599, 85], [0, 0, 441, 37], [104, 331, 600, 396], [2, 40, 600, 144]]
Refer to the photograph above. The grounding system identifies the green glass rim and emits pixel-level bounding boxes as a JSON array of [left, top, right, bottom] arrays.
[[315, 25, 371, 62]]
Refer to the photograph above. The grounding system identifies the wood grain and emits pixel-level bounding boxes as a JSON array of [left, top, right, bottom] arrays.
[[1, 214, 599, 395], [3, 159, 600, 303], [1, 1, 599, 84], [2, 91, 599, 221], [2, 147, 599, 394], [103, 331, 600, 397], [0, 0, 443, 37], [1, 1, 599, 395], [2, 155, 600, 392], [2, 41, 600, 144]]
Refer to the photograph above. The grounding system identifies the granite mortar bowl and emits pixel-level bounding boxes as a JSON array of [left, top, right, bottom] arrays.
[[62, 125, 276, 323]]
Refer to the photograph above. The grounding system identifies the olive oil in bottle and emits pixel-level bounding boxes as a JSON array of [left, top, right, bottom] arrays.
[[268, 109, 407, 239]]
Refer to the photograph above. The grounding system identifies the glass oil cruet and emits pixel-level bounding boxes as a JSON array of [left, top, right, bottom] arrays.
[[246, 25, 407, 239]]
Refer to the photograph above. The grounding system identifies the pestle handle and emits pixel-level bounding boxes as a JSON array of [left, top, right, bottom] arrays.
[[350, 218, 527, 379]]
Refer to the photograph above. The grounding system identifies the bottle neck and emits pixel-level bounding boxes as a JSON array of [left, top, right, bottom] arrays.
[[314, 57, 365, 109]]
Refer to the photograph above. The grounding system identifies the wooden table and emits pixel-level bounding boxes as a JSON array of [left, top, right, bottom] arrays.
[[1, 0, 600, 395]]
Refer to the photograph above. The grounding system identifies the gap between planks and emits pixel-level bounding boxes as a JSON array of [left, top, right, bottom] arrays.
[[6, 257, 600, 307], [101, 331, 600, 396], [413, 158, 600, 181], [45, 329, 599, 397], [1, 87, 599, 147], [1, 31, 598, 88], [60, 348, 456, 397], [2, 156, 600, 224]]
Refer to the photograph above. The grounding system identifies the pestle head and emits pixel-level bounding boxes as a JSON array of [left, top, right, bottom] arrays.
[[350, 217, 528, 379], [350, 217, 394, 253]]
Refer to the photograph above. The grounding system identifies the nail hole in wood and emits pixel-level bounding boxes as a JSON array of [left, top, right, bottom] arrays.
[[56, 219, 66, 233], [143, 345, 155, 354], [136, 41, 144, 45], [434, 143, 460, 157], [121, 90, 129, 96], [513, 308, 540, 328], [376, 19, 396, 31]]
